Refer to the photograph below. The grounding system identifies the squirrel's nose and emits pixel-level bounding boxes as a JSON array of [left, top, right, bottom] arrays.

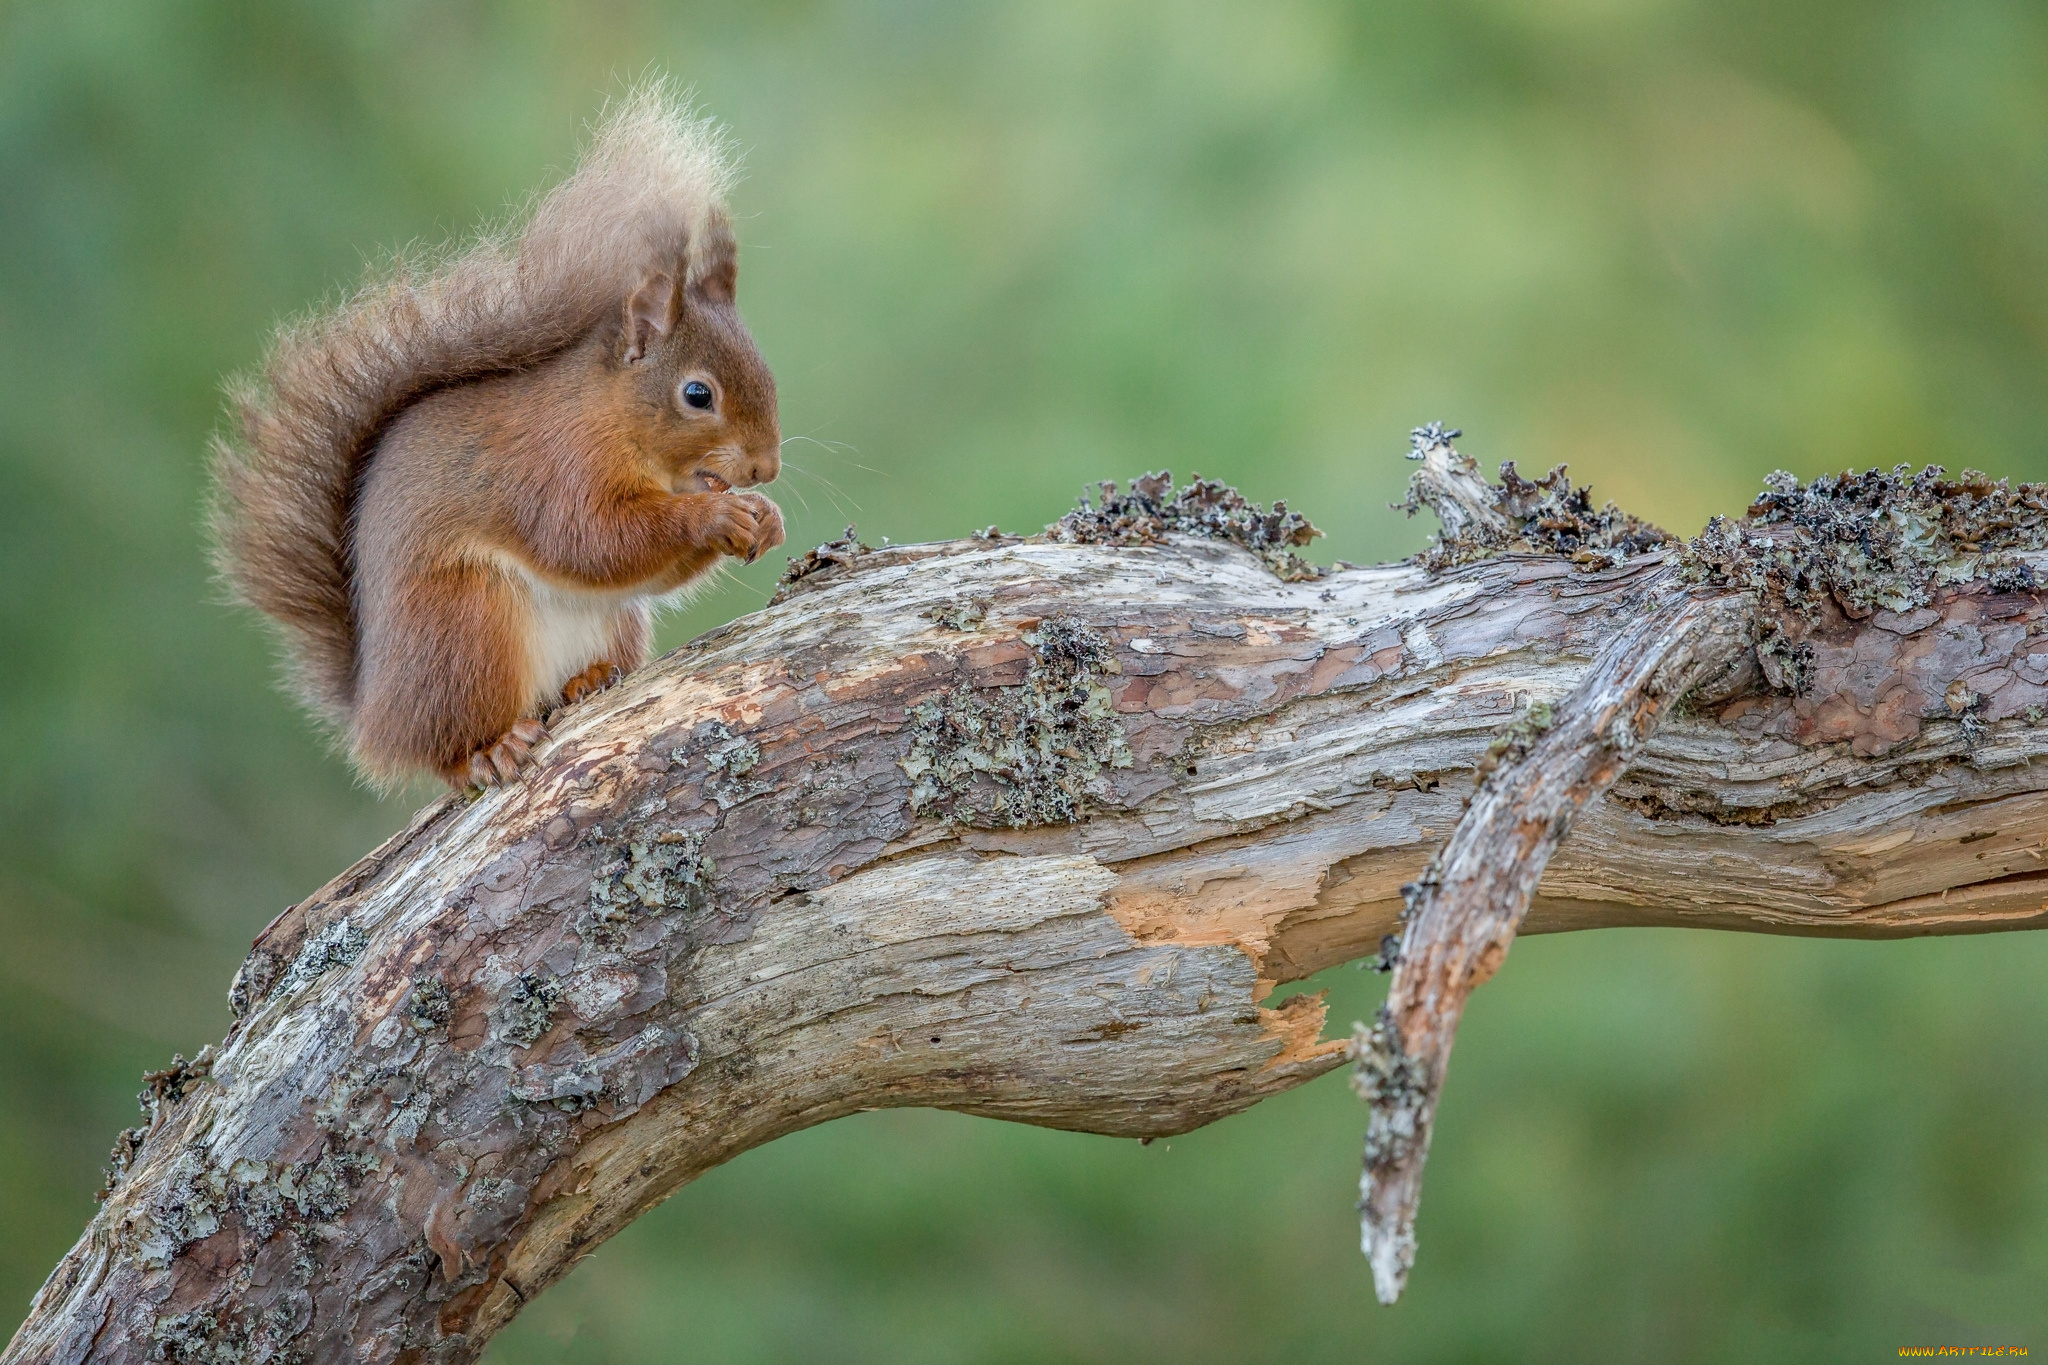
[[743, 443, 780, 488]]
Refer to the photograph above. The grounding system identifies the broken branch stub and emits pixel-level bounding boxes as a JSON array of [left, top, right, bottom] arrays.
[[13, 462, 2048, 1363], [1358, 575, 1753, 1303], [1358, 435, 2048, 1304]]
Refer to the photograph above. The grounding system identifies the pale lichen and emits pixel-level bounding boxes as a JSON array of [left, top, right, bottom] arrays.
[[1049, 471, 1325, 581], [405, 975, 452, 1033], [227, 945, 284, 1018], [774, 524, 872, 598], [1681, 465, 2048, 620], [589, 828, 713, 919], [125, 1142, 372, 1271], [1351, 1007, 1431, 1170], [274, 917, 367, 997], [494, 972, 563, 1049], [1754, 628, 1815, 696], [510, 1023, 699, 1114], [900, 616, 1134, 827], [701, 725, 769, 808], [149, 1252, 317, 1365], [1473, 699, 1556, 782], [151, 1307, 241, 1364], [1398, 424, 1671, 571], [923, 597, 990, 631], [100, 1047, 218, 1200]]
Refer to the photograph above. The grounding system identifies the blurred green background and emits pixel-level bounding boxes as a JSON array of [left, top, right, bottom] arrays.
[[3, 1, 2046, 1359]]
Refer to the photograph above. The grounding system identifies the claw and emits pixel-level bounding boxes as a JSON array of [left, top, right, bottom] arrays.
[[458, 718, 550, 790], [560, 663, 628, 708]]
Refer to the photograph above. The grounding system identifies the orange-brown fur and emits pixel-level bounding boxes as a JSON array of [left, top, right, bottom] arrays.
[[210, 85, 782, 788]]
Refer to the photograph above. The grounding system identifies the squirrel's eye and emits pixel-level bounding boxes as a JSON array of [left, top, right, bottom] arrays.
[[682, 380, 714, 410]]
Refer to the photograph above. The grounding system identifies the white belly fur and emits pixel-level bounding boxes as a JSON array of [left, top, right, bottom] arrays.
[[519, 573, 631, 706], [489, 551, 711, 709]]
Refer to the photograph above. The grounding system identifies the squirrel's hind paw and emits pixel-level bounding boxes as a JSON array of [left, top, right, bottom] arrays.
[[457, 717, 549, 789], [560, 662, 627, 708]]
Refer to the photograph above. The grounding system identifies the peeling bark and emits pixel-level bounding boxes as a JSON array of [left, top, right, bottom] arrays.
[[13, 478, 2048, 1360]]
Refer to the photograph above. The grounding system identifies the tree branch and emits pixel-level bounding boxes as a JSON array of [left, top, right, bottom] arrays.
[[1358, 575, 1751, 1301], [13, 467, 2048, 1362]]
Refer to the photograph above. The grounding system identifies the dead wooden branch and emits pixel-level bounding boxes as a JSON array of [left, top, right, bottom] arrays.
[[1357, 576, 1751, 1301], [12, 459, 2048, 1363]]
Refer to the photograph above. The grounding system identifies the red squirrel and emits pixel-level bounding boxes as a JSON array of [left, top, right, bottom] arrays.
[[211, 86, 784, 789]]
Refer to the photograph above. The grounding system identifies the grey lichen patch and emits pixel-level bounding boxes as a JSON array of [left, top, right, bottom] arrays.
[[406, 975, 452, 1033], [150, 1254, 318, 1365], [100, 1047, 220, 1200], [1396, 851, 1442, 934], [774, 524, 872, 599], [702, 724, 770, 808], [510, 1023, 699, 1115], [1048, 471, 1325, 581], [150, 1308, 242, 1365], [124, 1142, 372, 1271], [923, 597, 990, 631], [274, 917, 368, 997], [900, 616, 1135, 828], [494, 971, 564, 1048], [240, 1150, 370, 1241], [98, 1126, 146, 1202], [228, 945, 285, 1018], [589, 828, 714, 919], [1681, 465, 2048, 620], [1755, 628, 1815, 697], [1399, 424, 1672, 571], [1474, 700, 1555, 781], [1947, 678, 1989, 749], [1351, 1007, 1431, 1170], [140, 1046, 218, 1124]]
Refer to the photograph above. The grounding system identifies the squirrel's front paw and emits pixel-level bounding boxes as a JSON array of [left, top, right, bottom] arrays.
[[560, 661, 626, 708], [704, 491, 786, 565], [460, 717, 548, 789]]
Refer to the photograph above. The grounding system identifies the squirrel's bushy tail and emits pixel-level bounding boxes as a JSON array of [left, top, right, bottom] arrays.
[[209, 80, 738, 723]]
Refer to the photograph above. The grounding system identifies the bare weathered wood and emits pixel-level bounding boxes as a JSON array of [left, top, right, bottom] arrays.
[[1357, 577, 1752, 1302], [12, 518, 2048, 1363]]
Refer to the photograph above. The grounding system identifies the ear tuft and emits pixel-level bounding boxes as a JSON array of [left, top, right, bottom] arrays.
[[688, 208, 739, 306], [622, 270, 682, 363]]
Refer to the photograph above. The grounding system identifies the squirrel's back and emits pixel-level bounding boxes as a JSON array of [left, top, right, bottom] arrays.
[[209, 82, 738, 724]]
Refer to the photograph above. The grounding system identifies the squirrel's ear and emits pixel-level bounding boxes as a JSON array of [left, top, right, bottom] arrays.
[[622, 270, 682, 364], [688, 209, 738, 307]]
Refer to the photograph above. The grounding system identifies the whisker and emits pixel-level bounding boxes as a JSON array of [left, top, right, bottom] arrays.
[[774, 466, 815, 515], [781, 432, 883, 476], [776, 459, 859, 516]]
